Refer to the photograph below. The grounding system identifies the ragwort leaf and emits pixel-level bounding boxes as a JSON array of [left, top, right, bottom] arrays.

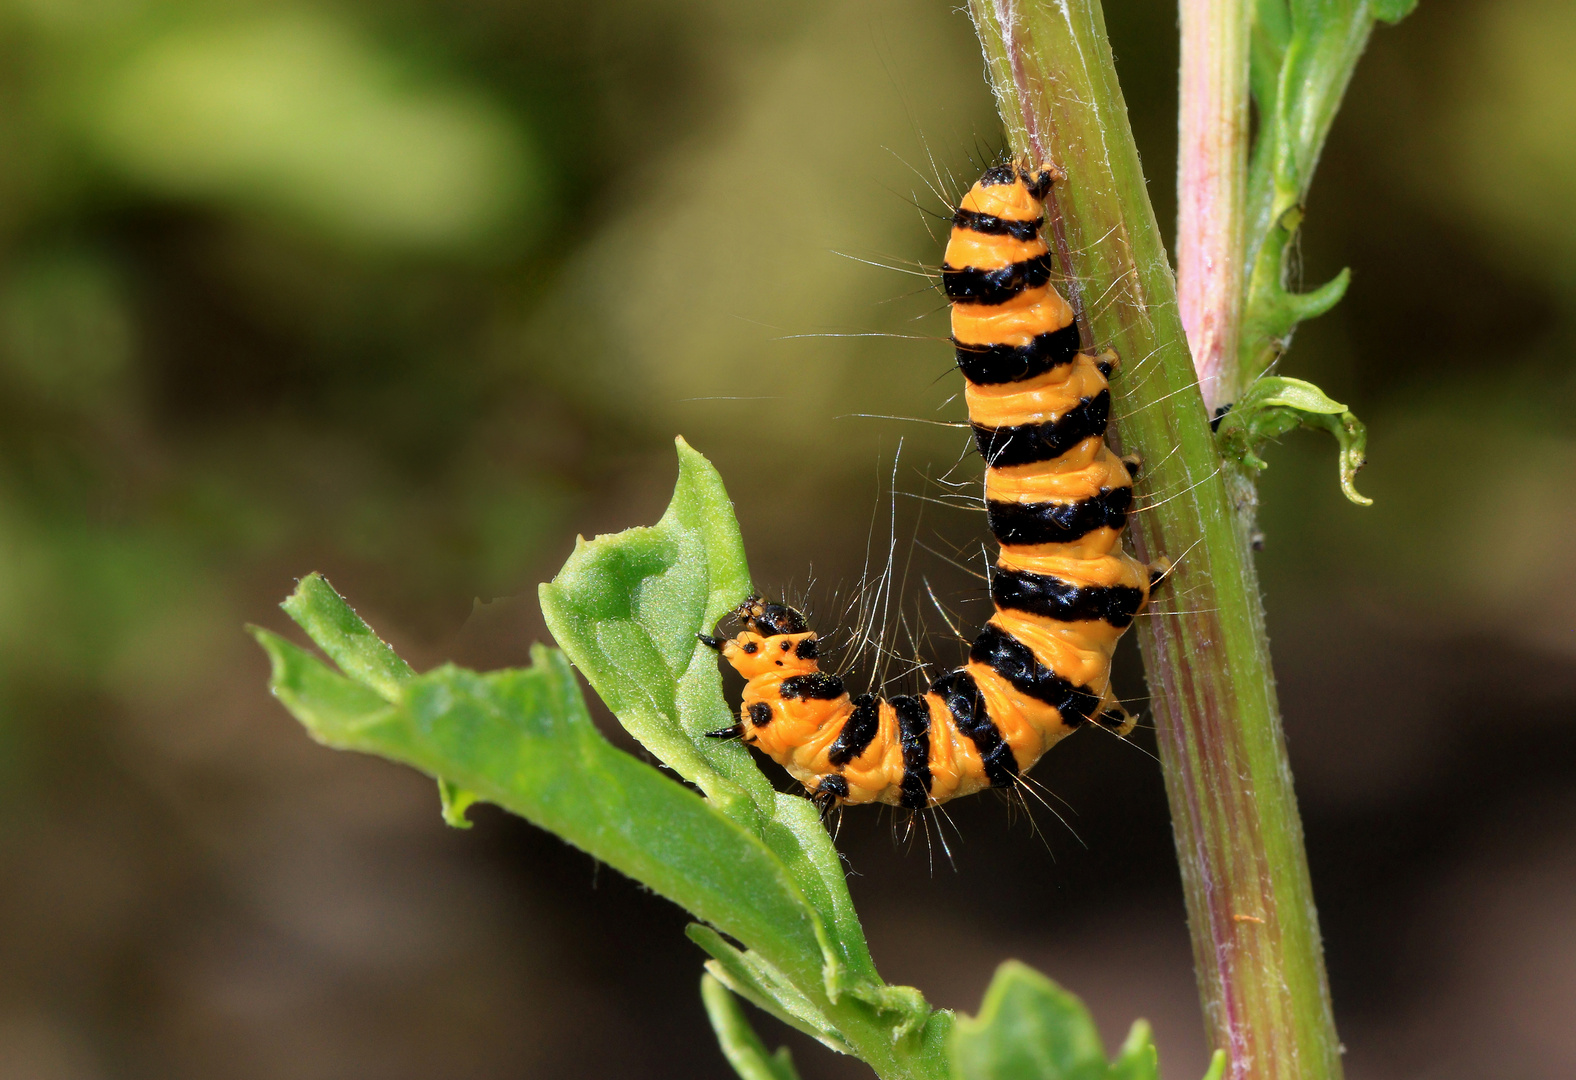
[[702, 973, 805, 1080], [254, 624, 830, 995], [540, 439, 907, 1017], [950, 961, 1109, 1080]]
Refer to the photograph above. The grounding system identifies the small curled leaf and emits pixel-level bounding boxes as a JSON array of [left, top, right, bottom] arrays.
[[1307, 408, 1372, 506], [1215, 377, 1372, 505]]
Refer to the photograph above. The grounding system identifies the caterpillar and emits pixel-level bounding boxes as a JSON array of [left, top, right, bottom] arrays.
[[702, 161, 1156, 810]]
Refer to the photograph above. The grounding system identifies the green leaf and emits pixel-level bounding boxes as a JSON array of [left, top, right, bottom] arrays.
[[1254, 0, 1292, 58], [1279, 266, 1350, 328], [690, 924, 851, 1054], [253, 622, 832, 996], [1238, 0, 1413, 395], [279, 572, 482, 830], [1238, 375, 1348, 416], [256, 445, 948, 1075], [539, 438, 909, 1021], [763, 787, 928, 1026], [280, 571, 414, 701], [1215, 377, 1372, 505], [1306, 408, 1373, 506], [702, 974, 804, 1080], [538, 437, 766, 814], [950, 961, 1109, 1080], [1106, 1021, 1159, 1080], [254, 623, 396, 737], [1250, 0, 1292, 120], [948, 963, 1209, 1080]]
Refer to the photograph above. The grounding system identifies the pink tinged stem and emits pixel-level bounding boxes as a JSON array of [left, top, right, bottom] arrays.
[[1176, 0, 1250, 415]]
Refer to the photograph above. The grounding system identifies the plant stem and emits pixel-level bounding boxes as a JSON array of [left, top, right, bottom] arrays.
[[964, 4, 1342, 1080], [1177, 0, 1250, 417]]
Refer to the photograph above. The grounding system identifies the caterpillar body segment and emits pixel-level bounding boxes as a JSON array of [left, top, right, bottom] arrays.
[[711, 162, 1153, 810]]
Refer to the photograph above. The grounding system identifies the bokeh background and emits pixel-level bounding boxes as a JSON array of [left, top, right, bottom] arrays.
[[1, 0, 1573, 1077]]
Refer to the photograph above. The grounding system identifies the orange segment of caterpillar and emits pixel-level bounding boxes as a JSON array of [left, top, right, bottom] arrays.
[[704, 162, 1159, 811]]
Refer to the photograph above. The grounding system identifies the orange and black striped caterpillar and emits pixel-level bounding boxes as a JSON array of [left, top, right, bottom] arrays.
[[702, 162, 1156, 811]]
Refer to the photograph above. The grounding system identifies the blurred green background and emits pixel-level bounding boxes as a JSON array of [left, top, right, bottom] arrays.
[[1, 0, 1573, 1077]]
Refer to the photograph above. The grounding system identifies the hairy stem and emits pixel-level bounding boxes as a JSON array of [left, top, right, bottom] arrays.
[[964, 4, 1341, 1080], [1177, 0, 1251, 416]]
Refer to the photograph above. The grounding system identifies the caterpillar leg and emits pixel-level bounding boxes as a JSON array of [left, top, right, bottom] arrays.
[[1148, 557, 1174, 590], [1094, 346, 1120, 378], [1096, 705, 1137, 737], [810, 774, 849, 818], [1120, 452, 1143, 480]]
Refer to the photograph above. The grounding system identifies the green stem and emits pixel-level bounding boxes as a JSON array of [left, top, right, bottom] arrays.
[[964, 4, 1341, 1080]]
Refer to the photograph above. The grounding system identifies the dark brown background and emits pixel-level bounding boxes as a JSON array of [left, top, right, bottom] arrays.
[[1, 0, 1572, 1077]]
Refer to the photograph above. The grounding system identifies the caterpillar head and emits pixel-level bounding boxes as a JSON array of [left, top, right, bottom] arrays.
[[700, 595, 820, 678], [977, 160, 1063, 201], [732, 595, 806, 637]]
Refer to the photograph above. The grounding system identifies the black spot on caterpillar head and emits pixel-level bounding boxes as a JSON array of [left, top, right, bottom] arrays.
[[733, 596, 808, 636], [748, 701, 772, 727], [979, 164, 1018, 187]]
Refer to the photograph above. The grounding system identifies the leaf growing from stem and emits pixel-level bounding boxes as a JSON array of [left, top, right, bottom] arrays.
[[950, 961, 1227, 1080], [1214, 376, 1372, 504], [1239, 0, 1418, 397]]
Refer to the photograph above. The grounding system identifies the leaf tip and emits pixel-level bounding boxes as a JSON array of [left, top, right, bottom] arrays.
[[1372, 0, 1418, 24], [247, 623, 289, 673], [438, 778, 480, 829], [280, 570, 328, 616]]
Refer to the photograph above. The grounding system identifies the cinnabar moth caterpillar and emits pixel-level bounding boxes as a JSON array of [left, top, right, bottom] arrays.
[[704, 162, 1154, 810]]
